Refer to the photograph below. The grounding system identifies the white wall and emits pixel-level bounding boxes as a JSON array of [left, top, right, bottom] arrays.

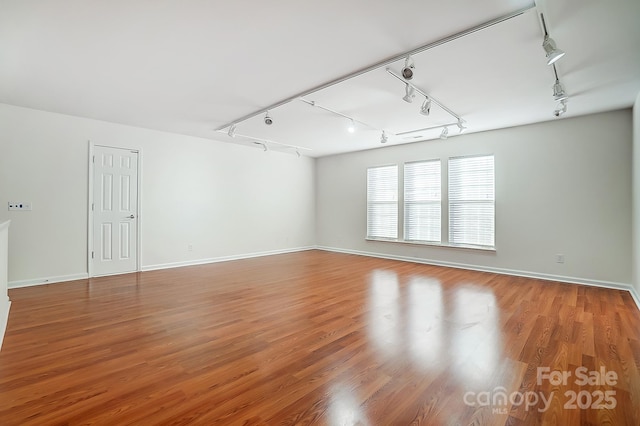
[[317, 109, 633, 286], [0, 104, 316, 285], [633, 93, 640, 296], [0, 220, 10, 349], [0, 103, 634, 291]]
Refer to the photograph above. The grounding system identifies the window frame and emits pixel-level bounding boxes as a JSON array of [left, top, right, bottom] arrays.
[[364, 154, 496, 252]]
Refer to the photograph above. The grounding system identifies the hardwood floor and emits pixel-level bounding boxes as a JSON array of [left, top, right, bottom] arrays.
[[1, 250, 639, 425]]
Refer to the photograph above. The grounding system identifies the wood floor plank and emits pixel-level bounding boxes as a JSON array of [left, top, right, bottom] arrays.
[[1, 250, 639, 425]]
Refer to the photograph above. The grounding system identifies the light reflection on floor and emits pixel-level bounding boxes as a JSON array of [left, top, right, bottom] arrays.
[[328, 383, 371, 426], [450, 286, 500, 388], [407, 276, 443, 369], [368, 270, 401, 358], [367, 269, 500, 386]]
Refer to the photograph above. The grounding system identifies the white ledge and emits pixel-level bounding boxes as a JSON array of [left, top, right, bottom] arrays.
[[365, 237, 496, 252]]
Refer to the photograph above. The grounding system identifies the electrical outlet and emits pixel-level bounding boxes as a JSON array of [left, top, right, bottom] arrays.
[[8, 202, 32, 211], [555, 254, 565, 264]]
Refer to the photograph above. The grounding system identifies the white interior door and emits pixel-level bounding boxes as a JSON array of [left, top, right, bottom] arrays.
[[92, 145, 139, 276]]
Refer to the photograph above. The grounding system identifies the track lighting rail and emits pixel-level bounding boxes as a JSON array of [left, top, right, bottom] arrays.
[[214, 4, 535, 132], [216, 130, 312, 153], [394, 122, 459, 137], [298, 98, 379, 131]]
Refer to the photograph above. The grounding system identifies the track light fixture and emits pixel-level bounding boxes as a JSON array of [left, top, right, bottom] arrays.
[[540, 14, 565, 65], [456, 119, 467, 133], [401, 56, 415, 80], [439, 127, 449, 140], [553, 79, 568, 101], [387, 69, 463, 125], [264, 111, 273, 125], [403, 84, 416, 103], [380, 131, 388, 144], [227, 124, 237, 138], [554, 99, 567, 117], [543, 36, 565, 65], [551, 63, 569, 107], [420, 97, 431, 116]]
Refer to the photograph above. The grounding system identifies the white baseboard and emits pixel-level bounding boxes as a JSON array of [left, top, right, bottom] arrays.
[[7, 247, 315, 288], [629, 286, 640, 311], [7, 246, 639, 313], [9, 273, 89, 289], [141, 246, 316, 272], [0, 298, 10, 351], [317, 246, 639, 309]]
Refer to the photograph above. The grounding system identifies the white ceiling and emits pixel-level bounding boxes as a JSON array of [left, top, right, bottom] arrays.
[[0, 0, 638, 157]]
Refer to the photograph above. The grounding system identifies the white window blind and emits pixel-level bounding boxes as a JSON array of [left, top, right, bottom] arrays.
[[367, 165, 398, 239], [449, 155, 495, 247], [404, 160, 441, 242]]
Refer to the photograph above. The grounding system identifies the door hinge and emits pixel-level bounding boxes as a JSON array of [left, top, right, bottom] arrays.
[[92, 155, 95, 163], [92, 203, 94, 211], [91, 251, 94, 259]]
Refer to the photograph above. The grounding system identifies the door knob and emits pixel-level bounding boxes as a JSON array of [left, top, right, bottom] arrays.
[[127, 215, 135, 219]]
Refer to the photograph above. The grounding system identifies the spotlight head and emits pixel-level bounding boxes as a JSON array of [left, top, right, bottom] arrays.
[[456, 119, 467, 133], [347, 119, 356, 133], [264, 112, 273, 125], [401, 56, 415, 80], [543, 36, 565, 65], [402, 84, 415, 103], [380, 131, 388, 144], [553, 99, 568, 117], [420, 98, 431, 116], [439, 127, 449, 140], [552, 80, 568, 101], [402, 68, 414, 80], [227, 124, 237, 138]]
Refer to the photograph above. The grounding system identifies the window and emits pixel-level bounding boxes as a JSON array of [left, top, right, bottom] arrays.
[[404, 160, 441, 242], [448, 155, 495, 247], [367, 165, 398, 239]]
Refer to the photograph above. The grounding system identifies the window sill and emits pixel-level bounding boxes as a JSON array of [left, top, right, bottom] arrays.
[[365, 237, 496, 253]]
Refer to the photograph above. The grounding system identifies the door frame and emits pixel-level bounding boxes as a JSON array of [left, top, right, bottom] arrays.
[[88, 141, 143, 277]]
